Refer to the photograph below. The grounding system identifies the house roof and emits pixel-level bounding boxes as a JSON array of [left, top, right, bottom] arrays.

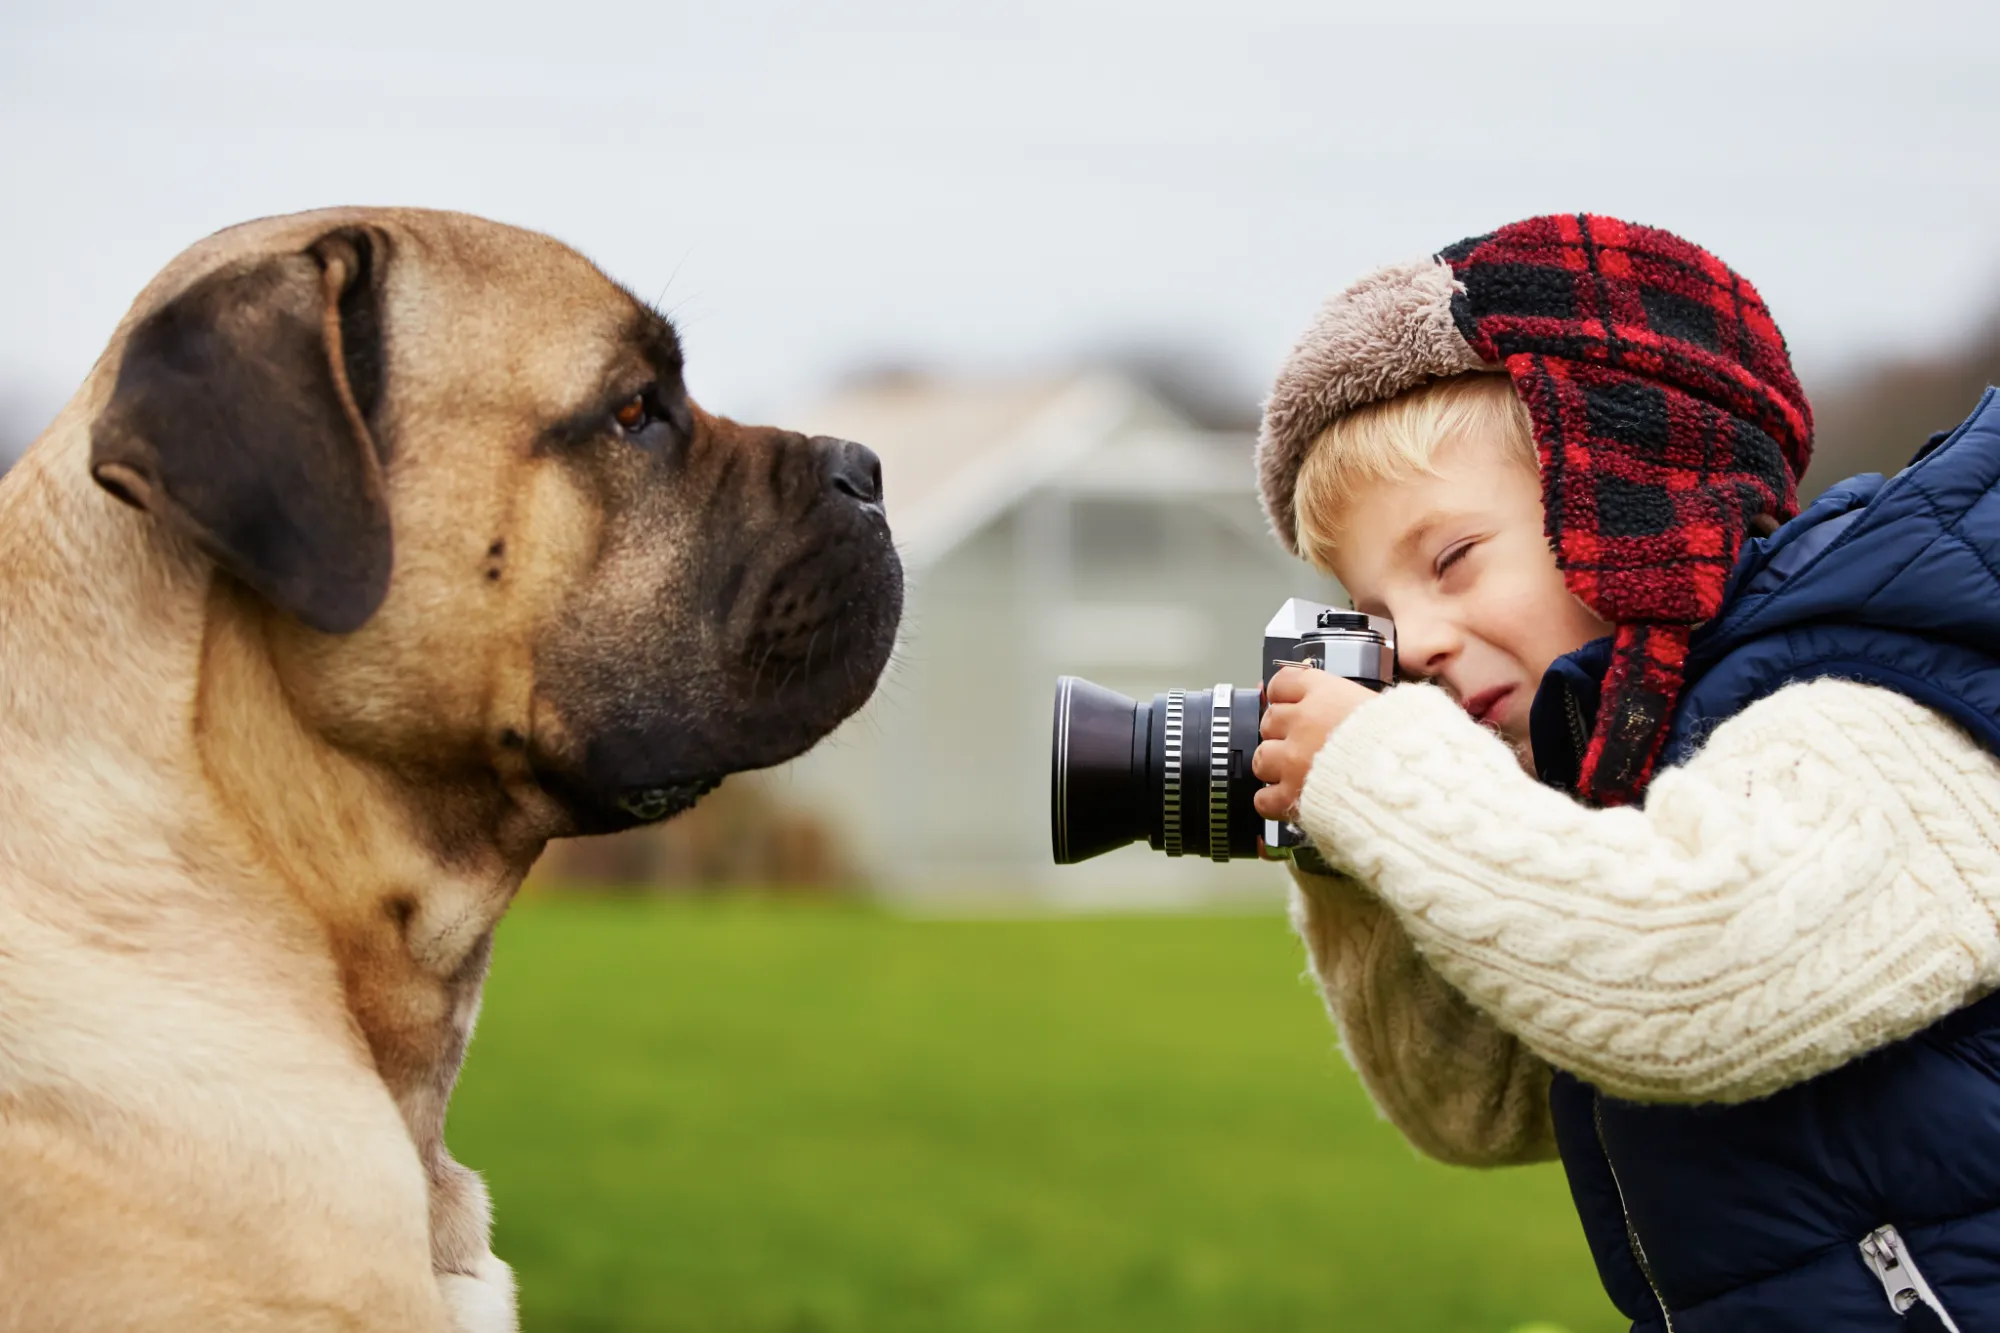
[[786, 368, 1256, 569]]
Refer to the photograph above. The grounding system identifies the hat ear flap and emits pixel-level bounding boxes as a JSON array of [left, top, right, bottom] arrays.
[[89, 227, 393, 635], [1577, 621, 1689, 808]]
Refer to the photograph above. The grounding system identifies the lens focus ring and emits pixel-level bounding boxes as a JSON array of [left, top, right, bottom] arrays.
[[1209, 684, 1232, 863], [1163, 690, 1185, 857]]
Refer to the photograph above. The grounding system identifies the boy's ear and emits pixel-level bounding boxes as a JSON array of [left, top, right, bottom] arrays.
[[89, 227, 393, 635]]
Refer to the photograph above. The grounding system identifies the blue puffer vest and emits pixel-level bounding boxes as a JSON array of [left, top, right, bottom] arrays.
[[1526, 388, 2000, 1332]]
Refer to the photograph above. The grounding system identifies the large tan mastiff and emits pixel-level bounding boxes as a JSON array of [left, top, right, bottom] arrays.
[[0, 208, 903, 1330]]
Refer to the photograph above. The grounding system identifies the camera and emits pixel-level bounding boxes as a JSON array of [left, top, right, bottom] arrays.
[[1050, 598, 1395, 865]]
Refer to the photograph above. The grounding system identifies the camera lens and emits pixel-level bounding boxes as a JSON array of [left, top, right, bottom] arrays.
[[1051, 676, 1263, 864], [1050, 677, 1150, 864]]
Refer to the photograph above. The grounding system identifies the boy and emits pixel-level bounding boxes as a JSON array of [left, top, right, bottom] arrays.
[[1250, 214, 2000, 1331]]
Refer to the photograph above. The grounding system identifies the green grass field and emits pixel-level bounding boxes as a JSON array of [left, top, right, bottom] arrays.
[[447, 896, 1624, 1333]]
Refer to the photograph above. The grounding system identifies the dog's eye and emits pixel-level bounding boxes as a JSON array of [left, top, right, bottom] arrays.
[[614, 395, 652, 435]]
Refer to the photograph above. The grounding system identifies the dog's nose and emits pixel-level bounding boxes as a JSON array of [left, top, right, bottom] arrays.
[[817, 437, 883, 508]]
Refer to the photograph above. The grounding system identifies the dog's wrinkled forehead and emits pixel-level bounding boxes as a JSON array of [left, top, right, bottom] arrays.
[[373, 216, 676, 426]]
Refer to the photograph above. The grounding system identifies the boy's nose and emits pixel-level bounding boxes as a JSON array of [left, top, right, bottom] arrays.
[[1394, 617, 1460, 681]]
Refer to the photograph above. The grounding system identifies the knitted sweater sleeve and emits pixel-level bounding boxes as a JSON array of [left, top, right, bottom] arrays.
[[1295, 678, 2000, 1105], [1287, 863, 1558, 1165]]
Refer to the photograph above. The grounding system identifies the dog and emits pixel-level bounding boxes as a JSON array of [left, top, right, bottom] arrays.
[[0, 208, 903, 1331]]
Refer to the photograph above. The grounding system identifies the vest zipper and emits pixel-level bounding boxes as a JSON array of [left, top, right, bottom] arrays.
[[1859, 1225, 1962, 1331], [1564, 685, 1590, 767], [1594, 1094, 1675, 1332]]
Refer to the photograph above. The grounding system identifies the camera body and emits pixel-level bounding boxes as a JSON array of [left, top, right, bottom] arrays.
[[1051, 598, 1395, 866], [1256, 598, 1397, 858]]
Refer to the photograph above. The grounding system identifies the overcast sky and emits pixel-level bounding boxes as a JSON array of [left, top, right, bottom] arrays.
[[4, 0, 1996, 441]]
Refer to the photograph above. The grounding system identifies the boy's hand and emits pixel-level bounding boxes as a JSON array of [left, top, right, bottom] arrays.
[[1253, 667, 1380, 821]]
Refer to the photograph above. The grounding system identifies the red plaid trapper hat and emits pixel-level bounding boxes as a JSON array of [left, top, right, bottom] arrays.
[[1258, 215, 1813, 806]]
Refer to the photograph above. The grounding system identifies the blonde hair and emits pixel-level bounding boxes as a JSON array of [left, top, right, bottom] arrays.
[[1292, 372, 1537, 571]]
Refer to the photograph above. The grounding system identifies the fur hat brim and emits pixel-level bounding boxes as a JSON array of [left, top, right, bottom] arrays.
[[1256, 256, 1492, 555]]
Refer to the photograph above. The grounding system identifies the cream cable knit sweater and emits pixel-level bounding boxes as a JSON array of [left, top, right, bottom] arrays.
[[1289, 678, 2000, 1167]]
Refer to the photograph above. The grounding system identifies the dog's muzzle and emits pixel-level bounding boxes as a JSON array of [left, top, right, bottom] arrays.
[[531, 432, 903, 837]]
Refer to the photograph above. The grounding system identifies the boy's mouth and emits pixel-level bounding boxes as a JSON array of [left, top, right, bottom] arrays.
[[1463, 685, 1516, 728]]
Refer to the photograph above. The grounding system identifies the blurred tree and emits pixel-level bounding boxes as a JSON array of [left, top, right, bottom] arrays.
[[1805, 309, 2000, 500]]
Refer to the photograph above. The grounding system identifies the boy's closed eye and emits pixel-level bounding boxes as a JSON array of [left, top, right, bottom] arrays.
[[1434, 538, 1478, 581]]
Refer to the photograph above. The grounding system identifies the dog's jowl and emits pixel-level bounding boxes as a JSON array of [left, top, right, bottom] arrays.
[[0, 208, 903, 1332]]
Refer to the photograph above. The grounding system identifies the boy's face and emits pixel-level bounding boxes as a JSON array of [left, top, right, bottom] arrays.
[[1324, 431, 1610, 765]]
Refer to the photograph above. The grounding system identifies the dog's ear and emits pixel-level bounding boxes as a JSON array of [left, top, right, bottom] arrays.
[[90, 227, 393, 635]]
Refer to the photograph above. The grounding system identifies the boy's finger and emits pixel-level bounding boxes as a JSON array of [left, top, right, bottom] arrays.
[[1251, 740, 1281, 782], [1260, 702, 1293, 740], [1253, 783, 1292, 820], [1266, 666, 1315, 705]]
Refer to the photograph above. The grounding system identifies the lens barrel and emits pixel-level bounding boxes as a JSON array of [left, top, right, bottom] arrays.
[[1051, 677, 1263, 864]]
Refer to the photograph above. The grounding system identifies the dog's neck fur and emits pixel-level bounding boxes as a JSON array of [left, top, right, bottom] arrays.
[[0, 401, 212, 788], [0, 403, 531, 1160]]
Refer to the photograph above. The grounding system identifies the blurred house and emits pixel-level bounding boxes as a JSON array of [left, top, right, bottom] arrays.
[[752, 366, 1341, 909]]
